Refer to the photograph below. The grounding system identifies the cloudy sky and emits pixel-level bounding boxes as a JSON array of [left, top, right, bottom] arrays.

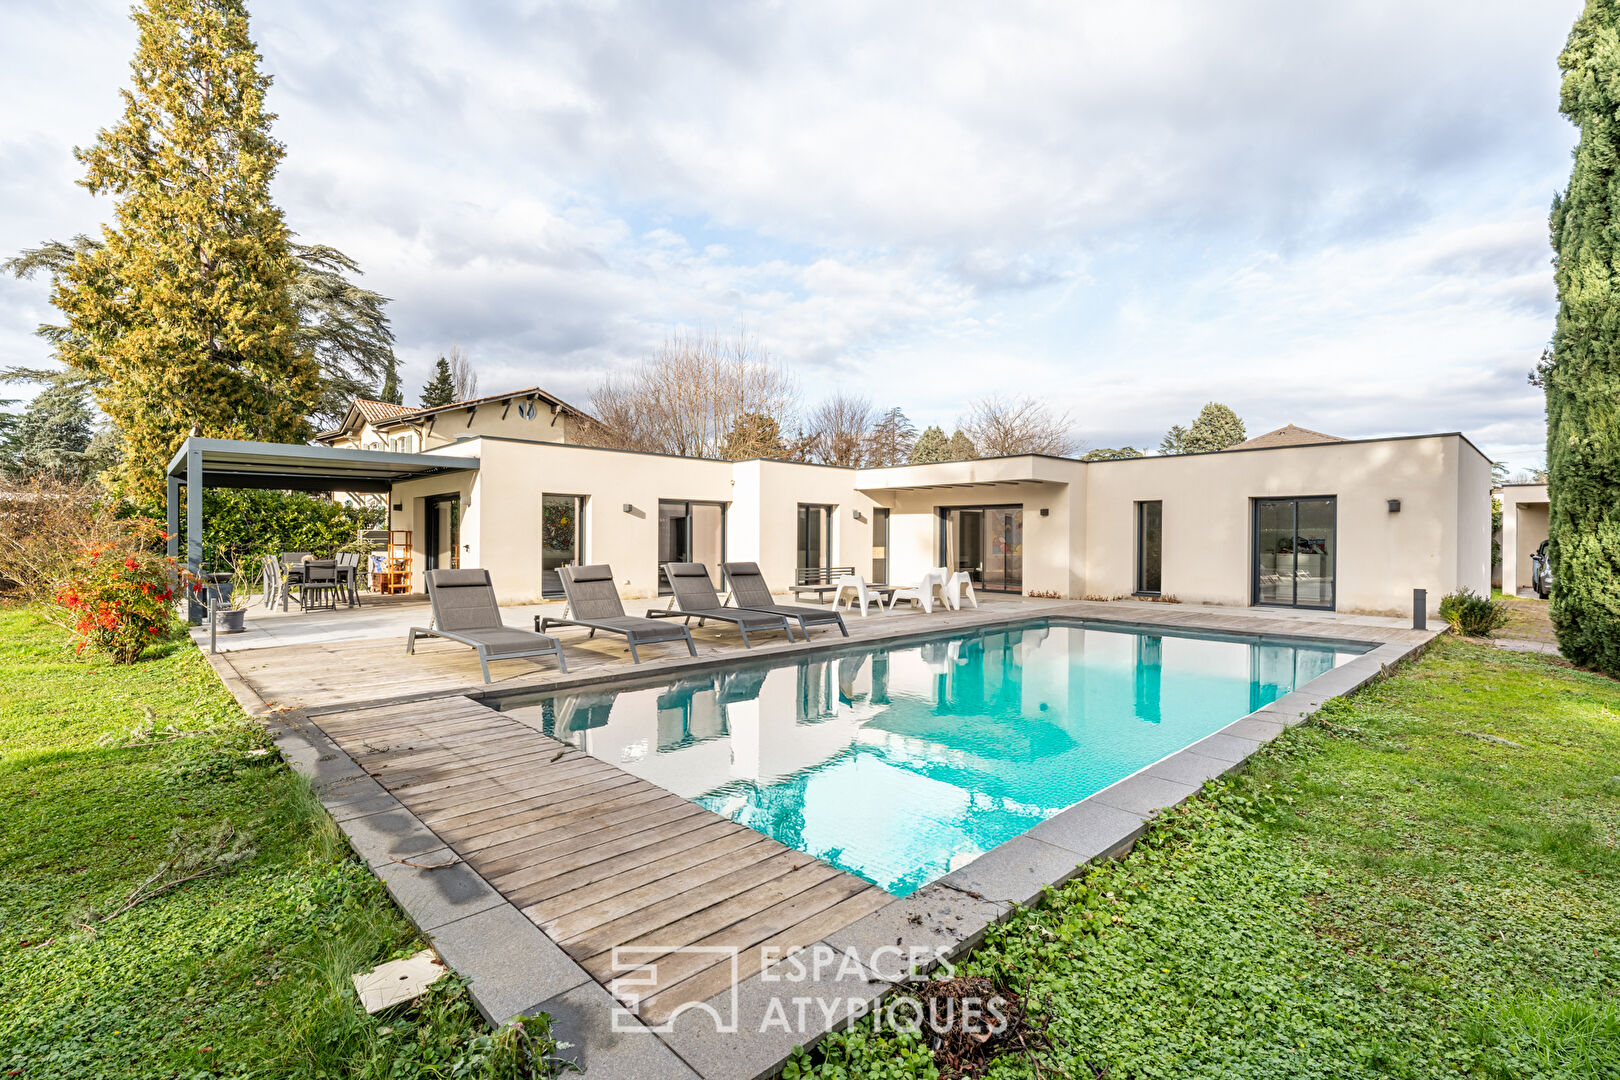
[[0, 0, 1582, 471]]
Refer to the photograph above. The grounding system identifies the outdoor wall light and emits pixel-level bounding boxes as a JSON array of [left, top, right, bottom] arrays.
[[1039, 508, 1050, 517], [622, 503, 635, 514], [852, 509, 865, 522], [1387, 499, 1402, 513], [392, 503, 402, 512]]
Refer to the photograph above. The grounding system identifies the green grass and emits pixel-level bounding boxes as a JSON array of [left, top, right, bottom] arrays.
[[0, 605, 507, 1078], [793, 638, 1620, 1079]]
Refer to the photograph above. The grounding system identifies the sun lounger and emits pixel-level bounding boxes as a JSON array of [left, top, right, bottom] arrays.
[[652, 563, 796, 647], [407, 568, 566, 683], [540, 564, 697, 663], [721, 561, 848, 638]]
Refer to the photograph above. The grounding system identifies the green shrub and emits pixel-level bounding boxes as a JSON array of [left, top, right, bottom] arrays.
[[190, 488, 381, 566], [1439, 588, 1510, 637], [53, 516, 183, 662]]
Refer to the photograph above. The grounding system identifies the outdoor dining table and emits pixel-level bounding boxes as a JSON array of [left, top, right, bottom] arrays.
[[280, 559, 359, 611]]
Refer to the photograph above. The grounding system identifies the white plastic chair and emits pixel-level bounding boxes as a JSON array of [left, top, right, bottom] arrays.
[[944, 570, 978, 610], [889, 568, 949, 614], [833, 575, 884, 617]]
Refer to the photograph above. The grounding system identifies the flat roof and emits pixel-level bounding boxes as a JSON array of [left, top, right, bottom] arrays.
[[165, 437, 479, 494]]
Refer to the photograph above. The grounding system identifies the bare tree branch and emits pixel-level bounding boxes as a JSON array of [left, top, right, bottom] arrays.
[[961, 396, 1081, 458]]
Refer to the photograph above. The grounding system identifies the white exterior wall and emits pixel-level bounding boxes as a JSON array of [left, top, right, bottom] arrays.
[[382, 433, 1491, 615], [1498, 484, 1550, 596]]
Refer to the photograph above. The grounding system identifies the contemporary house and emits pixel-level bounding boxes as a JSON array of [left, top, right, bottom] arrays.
[[168, 395, 1493, 618], [1496, 482, 1550, 597]]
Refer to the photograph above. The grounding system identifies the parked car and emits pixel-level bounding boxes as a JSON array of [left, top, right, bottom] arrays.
[[1531, 539, 1554, 600]]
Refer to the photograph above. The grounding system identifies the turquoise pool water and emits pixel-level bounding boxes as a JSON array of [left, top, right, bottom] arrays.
[[498, 620, 1365, 896]]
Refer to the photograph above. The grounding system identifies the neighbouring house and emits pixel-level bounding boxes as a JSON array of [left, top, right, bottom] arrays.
[[1496, 483, 1549, 597], [168, 395, 1493, 618], [1226, 424, 1345, 450]]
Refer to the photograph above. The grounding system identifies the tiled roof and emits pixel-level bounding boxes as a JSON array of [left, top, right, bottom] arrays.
[[353, 399, 417, 425], [1228, 424, 1345, 450]]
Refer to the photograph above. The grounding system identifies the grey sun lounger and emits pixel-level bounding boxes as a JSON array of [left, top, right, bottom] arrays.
[[540, 564, 697, 663], [652, 562, 797, 647], [722, 561, 849, 638], [407, 568, 567, 683]]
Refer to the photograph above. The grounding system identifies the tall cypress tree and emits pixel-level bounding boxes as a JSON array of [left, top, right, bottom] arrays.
[[419, 356, 456, 408], [1546, 0, 1620, 676], [50, 0, 320, 503]]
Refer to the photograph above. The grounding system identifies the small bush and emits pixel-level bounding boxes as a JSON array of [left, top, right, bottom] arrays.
[[1439, 588, 1510, 637], [53, 516, 183, 662]]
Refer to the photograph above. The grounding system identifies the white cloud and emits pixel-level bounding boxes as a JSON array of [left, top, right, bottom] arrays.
[[0, 0, 1579, 470]]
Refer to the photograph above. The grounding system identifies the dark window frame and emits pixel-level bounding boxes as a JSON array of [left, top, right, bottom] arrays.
[[797, 503, 835, 572], [1251, 495, 1338, 611], [1134, 499, 1163, 596], [657, 499, 728, 594]]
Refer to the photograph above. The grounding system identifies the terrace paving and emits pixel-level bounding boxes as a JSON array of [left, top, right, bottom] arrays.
[[206, 593, 1437, 1078]]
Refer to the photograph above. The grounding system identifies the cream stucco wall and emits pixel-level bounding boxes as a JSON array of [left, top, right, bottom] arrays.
[[1498, 484, 1549, 596], [379, 432, 1491, 614], [1081, 435, 1489, 615]]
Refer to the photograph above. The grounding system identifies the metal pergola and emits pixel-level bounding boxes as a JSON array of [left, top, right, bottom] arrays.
[[164, 437, 479, 617]]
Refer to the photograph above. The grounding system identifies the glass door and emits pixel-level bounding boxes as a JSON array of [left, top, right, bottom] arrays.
[[424, 494, 461, 572], [541, 494, 585, 598], [659, 500, 726, 591], [940, 506, 1023, 592], [797, 504, 833, 573], [1253, 497, 1336, 609]]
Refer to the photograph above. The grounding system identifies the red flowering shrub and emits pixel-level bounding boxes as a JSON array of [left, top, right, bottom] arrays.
[[53, 517, 184, 663]]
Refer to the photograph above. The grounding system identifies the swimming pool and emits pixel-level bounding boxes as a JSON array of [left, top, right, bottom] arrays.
[[497, 620, 1367, 896]]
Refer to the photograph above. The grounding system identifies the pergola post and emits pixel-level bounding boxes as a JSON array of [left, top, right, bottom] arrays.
[[186, 444, 205, 624], [166, 475, 180, 561]]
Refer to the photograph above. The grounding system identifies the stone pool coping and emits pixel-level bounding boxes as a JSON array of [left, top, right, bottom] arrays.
[[214, 610, 1439, 1079]]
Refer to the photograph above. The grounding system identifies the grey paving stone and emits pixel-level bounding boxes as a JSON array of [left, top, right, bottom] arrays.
[[1187, 731, 1264, 763], [318, 774, 402, 822], [1145, 749, 1233, 788], [1025, 800, 1146, 862], [1089, 773, 1200, 818], [337, 805, 444, 868], [823, 885, 1007, 982], [1221, 714, 1287, 741], [940, 836, 1086, 906], [374, 846, 504, 931], [661, 941, 892, 1080], [428, 904, 590, 1026], [529, 979, 699, 1079]]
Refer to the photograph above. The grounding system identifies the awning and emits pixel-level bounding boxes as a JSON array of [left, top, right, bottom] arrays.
[[165, 437, 478, 494]]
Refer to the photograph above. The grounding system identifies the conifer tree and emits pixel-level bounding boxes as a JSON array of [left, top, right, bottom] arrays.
[[45, 0, 321, 502], [866, 407, 917, 466], [1545, 0, 1620, 675], [378, 362, 403, 406], [946, 429, 977, 461], [8, 383, 93, 478], [909, 425, 950, 464], [420, 356, 456, 407]]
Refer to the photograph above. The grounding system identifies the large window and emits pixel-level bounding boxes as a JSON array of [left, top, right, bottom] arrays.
[[940, 506, 1023, 592], [1254, 497, 1336, 609], [658, 500, 725, 591], [797, 504, 833, 573], [424, 494, 461, 572], [872, 508, 890, 584], [1135, 500, 1163, 595], [540, 494, 585, 598]]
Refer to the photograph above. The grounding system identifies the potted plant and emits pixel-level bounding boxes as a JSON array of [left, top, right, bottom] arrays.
[[211, 556, 260, 632]]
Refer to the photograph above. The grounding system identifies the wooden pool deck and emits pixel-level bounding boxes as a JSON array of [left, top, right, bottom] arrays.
[[205, 595, 1433, 1077]]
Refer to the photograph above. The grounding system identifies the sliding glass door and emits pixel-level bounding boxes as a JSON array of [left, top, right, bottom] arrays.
[[871, 508, 890, 584], [424, 494, 460, 572], [540, 494, 585, 598], [797, 504, 833, 573], [1254, 497, 1336, 609], [658, 500, 725, 591], [940, 506, 1023, 593]]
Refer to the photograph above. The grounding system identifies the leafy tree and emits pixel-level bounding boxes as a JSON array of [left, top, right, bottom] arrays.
[[191, 488, 380, 568], [909, 425, 950, 464], [7, 239, 396, 431], [1082, 446, 1145, 461], [1543, 0, 1620, 676], [865, 407, 917, 466], [12, 0, 323, 503], [8, 383, 93, 478], [1160, 403, 1246, 454], [420, 356, 456, 408], [289, 243, 398, 424], [946, 429, 977, 461], [722, 412, 787, 460]]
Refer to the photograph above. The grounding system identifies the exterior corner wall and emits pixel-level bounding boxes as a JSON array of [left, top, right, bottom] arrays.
[[1497, 484, 1550, 596]]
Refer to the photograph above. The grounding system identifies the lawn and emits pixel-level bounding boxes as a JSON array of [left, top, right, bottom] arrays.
[[0, 605, 504, 1078], [797, 637, 1620, 1079]]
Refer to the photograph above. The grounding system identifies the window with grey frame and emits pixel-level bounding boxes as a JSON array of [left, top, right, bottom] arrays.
[[1135, 500, 1163, 595], [658, 500, 726, 591]]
